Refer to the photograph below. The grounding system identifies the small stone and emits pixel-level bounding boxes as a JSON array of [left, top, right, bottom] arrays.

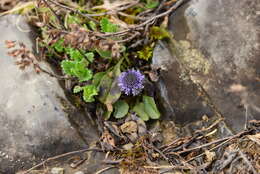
[[202, 115, 209, 122], [74, 171, 84, 174], [122, 143, 134, 150], [0, 14, 88, 173], [205, 150, 216, 162], [51, 167, 64, 174]]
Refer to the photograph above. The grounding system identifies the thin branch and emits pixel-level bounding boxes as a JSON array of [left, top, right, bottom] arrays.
[[95, 166, 118, 174], [195, 118, 224, 134], [144, 165, 191, 170], [46, 0, 139, 20], [36, 64, 71, 80], [238, 151, 258, 174], [116, 32, 140, 43], [178, 130, 250, 155], [184, 130, 252, 163], [185, 138, 231, 163], [42, 0, 65, 29], [136, 0, 187, 28], [23, 148, 103, 174], [150, 144, 169, 161], [46, 0, 99, 23], [118, 12, 147, 20], [100, 0, 189, 37], [92, 0, 139, 13]]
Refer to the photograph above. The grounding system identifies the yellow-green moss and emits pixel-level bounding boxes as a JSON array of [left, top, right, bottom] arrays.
[[168, 38, 211, 75], [179, 40, 210, 75]]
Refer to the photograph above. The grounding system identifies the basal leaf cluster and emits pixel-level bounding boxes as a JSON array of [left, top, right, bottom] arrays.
[[30, 0, 175, 121]]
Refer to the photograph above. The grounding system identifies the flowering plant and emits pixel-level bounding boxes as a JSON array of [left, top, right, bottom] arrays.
[[118, 69, 145, 96]]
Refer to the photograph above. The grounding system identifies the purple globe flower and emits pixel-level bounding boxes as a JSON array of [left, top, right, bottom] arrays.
[[118, 69, 145, 96]]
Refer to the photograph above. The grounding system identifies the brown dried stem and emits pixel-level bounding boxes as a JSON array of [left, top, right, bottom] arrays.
[[23, 148, 103, 174]]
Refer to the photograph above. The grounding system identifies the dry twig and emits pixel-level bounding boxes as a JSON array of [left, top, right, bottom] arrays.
[[95, 166, 118, 174], [23, 148, 103, 174], [101, 0, 189, 37]]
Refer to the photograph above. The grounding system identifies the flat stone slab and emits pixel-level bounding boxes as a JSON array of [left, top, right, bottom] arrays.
[[0, 15, 87, 173], [153, 41, 214, 124], [154, 0, 260, 132]]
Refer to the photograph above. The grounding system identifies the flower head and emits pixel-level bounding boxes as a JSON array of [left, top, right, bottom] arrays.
[[118, 69, 145, 96]]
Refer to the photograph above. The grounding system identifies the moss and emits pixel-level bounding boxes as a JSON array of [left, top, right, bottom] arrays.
[[179, 40, 211, 75], [168, 38, 211, 76]]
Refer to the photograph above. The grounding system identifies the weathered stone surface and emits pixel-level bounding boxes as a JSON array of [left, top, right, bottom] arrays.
[[82, 150, 120, 174], [153, 40, 215, 124], [154, 0, 260, 132], [0, 15, 90, 174]]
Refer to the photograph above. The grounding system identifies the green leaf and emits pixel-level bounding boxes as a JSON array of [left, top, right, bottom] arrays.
[[89, 21, 97, 31], [93, 72, 106, 86], [73, 86, 83, 93], [70, 49, 84, 61], [82, 85, 98, 102], [52, 39, 64, 53], [66, 48, 84, 61], [61, 60, 93, 82], [98, 73, 113, 103], [133, 102, 149, 121], [137, 45, 153, 60], [61, 60, 75, 75], [98, 59, 123, 111], [96, 49, 112, 59], [72, 62, 93, 82], [145, 0, 159, 9], [49, 15, 60, 28], [80, 58, 89, 66], [113, 100, 129, 119], [65, 14, 82, 28], [38, 7, 50, 13], [150, 26, 170, 40], [85, 52, 94, 62], [100, 17, 118, 33], [104, 110, 112, 120], [143, 95, 160, 119]]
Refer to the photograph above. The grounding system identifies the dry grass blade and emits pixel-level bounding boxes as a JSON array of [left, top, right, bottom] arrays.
[[22, 148, 103, 174], [100, 0, 189, 37], [0, 1, 36, 16]]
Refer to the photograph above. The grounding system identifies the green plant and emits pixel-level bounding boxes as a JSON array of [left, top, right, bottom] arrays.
[[150, 26, 170, 40], [137, 44, 154, 60], [33, 0, 167, 121], [61, 59, 93, 82], [73, 85, 98, 102], [133, 95, 160, 121], [145, 0, 159, 9], [100, 17, 118, 33]]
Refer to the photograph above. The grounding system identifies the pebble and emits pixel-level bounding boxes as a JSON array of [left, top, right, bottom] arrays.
[[74, 171, 84, 174], [51, 167, 64, 174]]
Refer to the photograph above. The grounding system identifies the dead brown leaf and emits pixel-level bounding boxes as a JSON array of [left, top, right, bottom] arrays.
[[100, 128, 116, 150], [5, 40, 16, 48], [247, 133, 260, 146], [120, 121, 137, 134]]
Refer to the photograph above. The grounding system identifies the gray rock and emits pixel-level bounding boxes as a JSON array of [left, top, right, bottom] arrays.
[[154, 0, 260, 132], [0, 15, 89, 173], [154, 41, 214, 124]]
